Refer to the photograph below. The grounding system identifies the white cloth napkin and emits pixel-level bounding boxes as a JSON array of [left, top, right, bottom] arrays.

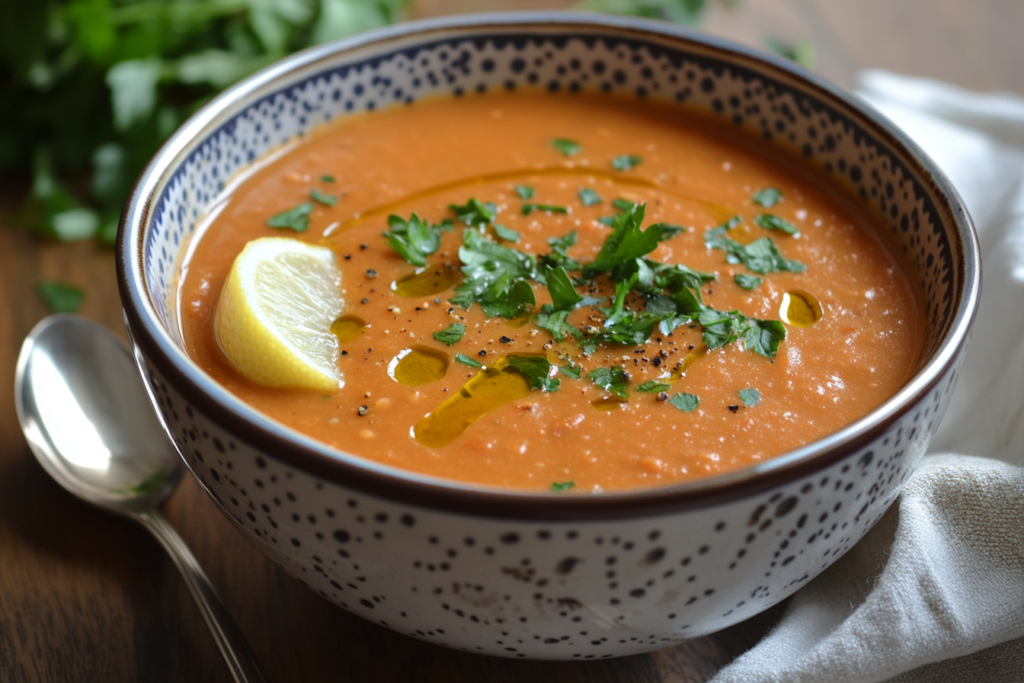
[[710, 71, 1024, 683]]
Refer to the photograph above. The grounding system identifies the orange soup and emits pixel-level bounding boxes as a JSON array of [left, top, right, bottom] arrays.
[[177, 92, 925, 492]]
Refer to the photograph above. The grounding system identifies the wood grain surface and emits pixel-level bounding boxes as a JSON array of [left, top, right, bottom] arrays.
[[2, 1, 1021, 681]]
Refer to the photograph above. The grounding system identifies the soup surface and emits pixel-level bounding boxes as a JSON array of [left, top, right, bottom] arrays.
[[177, 92, 924, 492]]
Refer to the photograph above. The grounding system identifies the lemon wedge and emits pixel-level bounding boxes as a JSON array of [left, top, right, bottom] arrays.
[[215, 237, 344, 391]]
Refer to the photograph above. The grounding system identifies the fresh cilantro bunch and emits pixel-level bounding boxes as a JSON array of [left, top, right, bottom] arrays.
[[1, 0, 406, 243]]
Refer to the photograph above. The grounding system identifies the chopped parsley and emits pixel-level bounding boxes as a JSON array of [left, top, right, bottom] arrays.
[[558, 364, 582, 380], [267, 202, 313, 231], [522, 203, 569, 216], [611, 154, 642, 171], [578, 187, 603, 206], [450, 198, 497, 227], [738, 388, 761, 406], [384, 213, 450, 267], [37, 281, 84, 313], [582, 203, 673, 279], [515, 185, 535, 200], [669, 393, 699, 412], [433, 322, 466, 346], [755, 213, 800, 236], [698, 307, 787, 357], [551, 138, 581, 156], [506, 356, 559, 392], [494, 224, 520, 243], [551, 481, 576, 492], [587, 366, 629, 399], [734, 273, 763, 290], [320, 175, 336, 183], [450, 229, 536, 318], [705, 219, 806, 274], [538, 231, 581, 273], [454, 353, 483, 368], [752, 187, 782, 208], [612, 198, 638, 212], [637, 380, 671, 393], [311, 188, 338, 206], [544, 265, 584, 311]]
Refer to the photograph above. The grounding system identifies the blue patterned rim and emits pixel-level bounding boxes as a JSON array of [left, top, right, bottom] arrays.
[[118, 11, 980, 519]]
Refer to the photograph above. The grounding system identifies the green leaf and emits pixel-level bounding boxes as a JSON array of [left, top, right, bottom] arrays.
[[522, 203, 569, 216], [582, 204, 667, 278], [51, 208, 99, 241], [574, 0, 713, 24], [612, 198, 637, 212], [37, 281, 84, 313], [538, 231, 581, 273], [433, 322, 466, 346], [752, 187, 782, 208], [65, 0, 115, 60], [494, 224, 520, 243], [551, 481, 575, 492], [515, 185, 535, 199], [535, 307, 582, 343], [455, 353, 483, 368], [313, 0, 398, 43], [738, 388, 761, 407], [734, 273, 763, 290], [551, 138, 581, 156], [705, 224, 806, 274], [766, 37, 817, 69], [267, 202, 314, 232], [611, 154, 642, 171], [578, 187, 603, 206], [451, 229, 536, 318], [385, 213, 446, 266], [450, 198, 497, 227], [669, 393, 699, 412], [558, 364, 582, 380], [587, 366, 629, 398], [545, 266, 583, 311], [311, 188, 338, 206], [176, 50, 264, 89], [106, 58, 163, 131], [321, 175, 336, 182], [755, 213, 799, 236], [649, 222, 686, 238], [637, 380, 671, 393], [506, 355, 559, 392]]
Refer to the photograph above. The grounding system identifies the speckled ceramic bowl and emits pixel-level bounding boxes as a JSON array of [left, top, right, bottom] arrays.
[[117, 12, 980, 660]]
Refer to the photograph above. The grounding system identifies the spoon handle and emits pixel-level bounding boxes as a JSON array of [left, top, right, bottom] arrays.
[[137, 509, 269, 683]]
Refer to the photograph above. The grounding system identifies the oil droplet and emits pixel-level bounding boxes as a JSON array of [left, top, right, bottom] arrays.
[[780, 290, 823, 327], [591, 396, 627, 411], [331, 315, 365, 343], [414, 358, 531, 448], [393, 265, 461, 298], [389, 346, 449, 386], [670, 345, 707, 381]]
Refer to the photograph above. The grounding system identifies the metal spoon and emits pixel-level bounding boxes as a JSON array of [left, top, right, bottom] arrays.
[[14, 314, 268, 683]]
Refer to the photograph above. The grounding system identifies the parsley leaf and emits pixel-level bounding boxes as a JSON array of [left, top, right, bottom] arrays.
[[734, 273, 763, 290], [544, 265, 584, 311], [739, 388, 761, 406], [559, 364, 582, 379], [454, 353, 483, 368], [321, 175, 336, 183], [637, 380, 671, 393], [752, 187, 782, 207], [551, 138, 581, 156], [649, 222, 686, 238], [522, 203, 569, 216], [698, 307, 787, 358], [705, 221, 806, 274], [587, 366, 629, 398], [515, 185, 535, 199], [535, 307, 583, 343], [311, 188, 338, 206], [494, 224, 520, 243], [451, 229, 537, 318], [611, 154, 642, 171], [37, 281, 84, 313], [578, 187, 603, 206], [506, 355, 559, 392], [267, 202, 313, 231], [612, 198, 638, 212], [669, 393, 699, 412], [538, 231, 581, 273], [450, 198, 497, 227], [385, 213, 449, 266], [755, 213, 800, 236], [551, 481, 575, 492], [582, 204, 668, 278], [433, 322, 466, 346]]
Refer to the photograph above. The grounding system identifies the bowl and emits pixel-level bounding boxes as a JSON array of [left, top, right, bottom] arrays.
[[117, 11, 980, 659]]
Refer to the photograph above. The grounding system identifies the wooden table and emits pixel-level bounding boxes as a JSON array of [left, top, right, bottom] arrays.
[[1, 1, 1020, 680]]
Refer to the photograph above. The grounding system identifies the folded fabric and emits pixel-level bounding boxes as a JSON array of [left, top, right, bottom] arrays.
[[710, 71, 1024, 683]]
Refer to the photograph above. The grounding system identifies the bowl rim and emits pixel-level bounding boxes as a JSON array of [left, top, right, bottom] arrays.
[[117, 10, 981, 521]]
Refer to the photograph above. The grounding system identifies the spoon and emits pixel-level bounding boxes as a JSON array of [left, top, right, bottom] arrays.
[[14, 315, 268, 683]]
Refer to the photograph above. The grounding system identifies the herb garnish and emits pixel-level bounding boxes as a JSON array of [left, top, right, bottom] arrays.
[[705, 218, 806, 274], [450, 229, 536, 318], [734, 273, 763, 290], [558, 364, 582, 380], [637, 380, 671, 393], [738, 388, 761, 406], [522, 203, 569, 216], [551, 138, 582, 156], [611, 154, 642, 171], [515, 185, 535, 200], [538, 231, 581, 273], [494, 225, 521, 243], [433, 323, 466, 346], [755, 214, 800, 236], [384, 213, 451, 266], [311, 188, 338, 206], [454, 353, 483, 368], [37, 281, 84, 313], [578, 188, 603, 206], [669, 393, 699, 412], [506, 356, 559, 392], [267, 202, 313, 231], [752, 187, 782, 208], [587, 366, 629, 398], [450, 198, 497, 228], [321, 175, 336, 183], [551, 481, 576, 492]]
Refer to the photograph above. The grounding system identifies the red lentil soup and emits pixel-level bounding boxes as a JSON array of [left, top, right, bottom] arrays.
[[177, 91, 925, 492]]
